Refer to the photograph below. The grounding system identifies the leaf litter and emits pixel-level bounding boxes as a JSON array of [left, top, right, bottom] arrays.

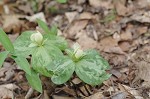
[[0, 0, 150, 98]]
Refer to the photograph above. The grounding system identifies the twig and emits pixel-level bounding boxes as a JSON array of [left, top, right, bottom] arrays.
[[25, 87, 34, 99]]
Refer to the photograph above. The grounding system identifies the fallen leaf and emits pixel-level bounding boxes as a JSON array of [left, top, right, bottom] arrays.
[[77, 30, 98, 50], [89, 0, 113, 9], [2, 15, 23, 32], [112, 92, 127, 99], [67, 20, 88, 38], [120, 31, 132, 41], [119, 41, 131, 52], [72, 78, 82, 85], [78, 0, 86, 4], [65, 11, 78, 23], [99, 37, 125, 54], [78, 12, 94, 20], [0, 84, 19, 99], [84, 92, 105, 99], [26, 12, 46, 22], [18, 4, 33, 15], [0, 63, 16, 82], [110, 69, 122, 79], [119, 84, 144, 99], [130, 11, 150, 23], [0, 87, 13, 98], [114, 0, 128, 16], [52, 95, 75, 99]]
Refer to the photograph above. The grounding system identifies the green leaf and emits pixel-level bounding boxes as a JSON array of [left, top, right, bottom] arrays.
[[56, 0, 67, 3], [0, 29, 14, 53], [47, 57, 75, 84], [37, 19, 54, 35], [14, 56, 31, 75], [31, 46, 55, 77], [13, 31, 36, 57], [25, 70, 42, 93], [46, 37, 68, 51], [75, 59, 111, 85], [83, 49, 110, 70], [50, 25, 57, 35], [0, 51, 9, 68]]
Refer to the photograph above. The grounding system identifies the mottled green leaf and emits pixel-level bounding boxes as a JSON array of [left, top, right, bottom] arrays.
[[25, 70, 42, 93], [0, 29, 14, 53], [0, 51, 9, 68], [83, 49, 110, 70], [13, 31, 36, 57], [43, 33, 68, 51], [31, 46, 53, 77], [75, 59, 111, 85], [47, 57, 75, 84]]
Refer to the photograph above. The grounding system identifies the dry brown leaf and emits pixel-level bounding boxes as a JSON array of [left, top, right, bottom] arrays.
[[26, 12, 46, 22], [67, 20, 88, 38], [84, 92, 105, 99], [120, 31, 132, 41], [0, 87, 13, 98], [119, 41, 131, 52], [130, 11, 150, 23], [110, 69, 122, 79], [77, 30, 98, 50], [18, 4, 33, 15], [99, 37, 125, 54], [65, 11, 78, 23], [0, 84, 19, 90], [0, 84, 19, 99], [136, 0, 150, 9], [137, 61, 150, 83], [78, 12, 94, 20], [114, 0, 128, 16], [112, 92, 127, 99], [72, 78, 82, 85], [136, 26, 148, 36], [0, 64, 16, 82], [2, 15, 23, 32], [78, 0, 86, 4], [61, 86, 76, 96], [119, 84, 144, 99], [52, 95, 75, 99], [89, 0, 113, 9]]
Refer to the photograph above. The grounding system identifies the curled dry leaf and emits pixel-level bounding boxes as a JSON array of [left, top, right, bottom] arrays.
[[0, 84, 19, 99], [0, 63, 16, 82]]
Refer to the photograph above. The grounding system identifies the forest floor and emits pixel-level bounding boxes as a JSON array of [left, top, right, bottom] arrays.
[[0, 0, 150, 99]]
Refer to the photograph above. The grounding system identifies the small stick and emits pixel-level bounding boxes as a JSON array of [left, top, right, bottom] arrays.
[[25, 87, 34, 99]]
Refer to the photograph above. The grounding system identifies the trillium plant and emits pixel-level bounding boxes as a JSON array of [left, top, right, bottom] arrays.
[[0, 19, 111, 93]]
